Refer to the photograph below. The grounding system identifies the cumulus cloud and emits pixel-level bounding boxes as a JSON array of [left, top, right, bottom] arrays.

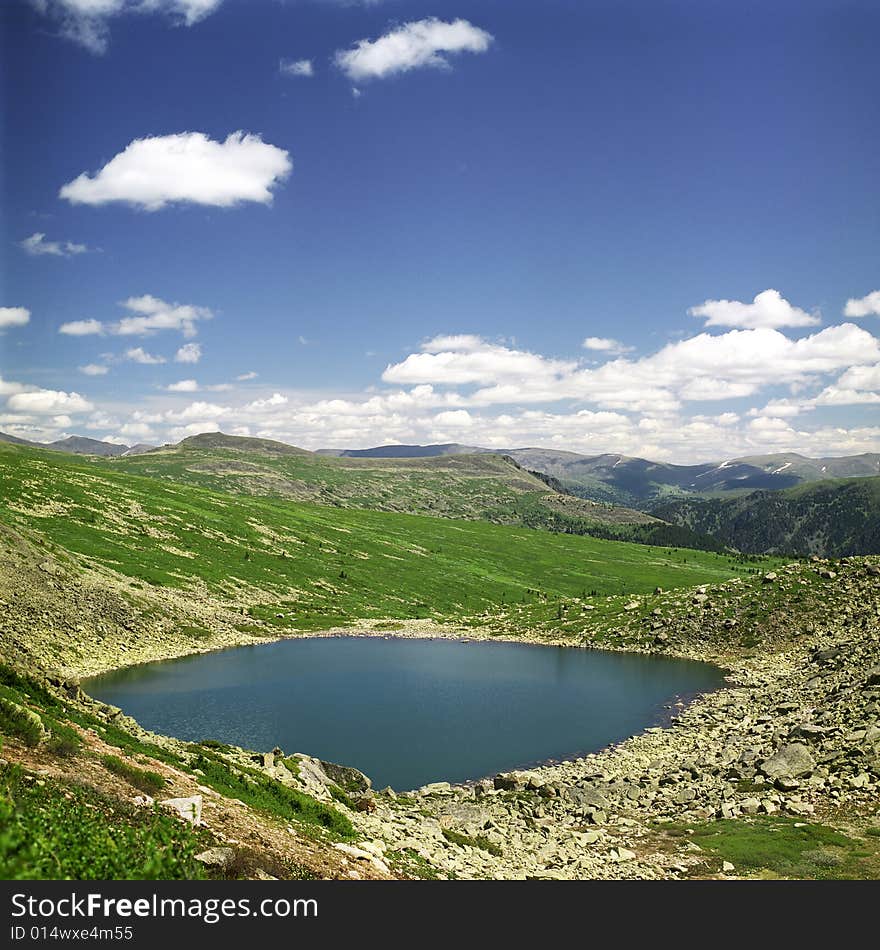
[[382, 324, 880, 414], [236, 371, 258, 381], [0, 375, 29, 396], [582, 337, 633, 355], [167, 379, 199, 392], [688, 289, 820, 330], [125, 347, 166, 364], [335, 18, 493, 81], [0, 307, 30, 329], [116, 295, 212, 337], [36, 1, 224, 55], [79, 363, 109, 375], [20, 233, 88, 256], [59, 132, 292, 211], [7, 388, 93, 414], [175, 342, 202, 363], [844, 290, 880, 318], [280, 58, 314, 77], [59, 318, 103, 336]]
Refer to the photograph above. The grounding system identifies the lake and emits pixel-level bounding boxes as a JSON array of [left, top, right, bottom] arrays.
[[84, 636, 723, 790]]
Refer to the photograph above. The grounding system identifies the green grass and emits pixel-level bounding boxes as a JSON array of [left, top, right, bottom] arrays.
[[442, 827, 503, 856], [101, 754, 167, 795], [0, 765, 207, 880], [665, 816, 880, 880], [0, 698, 44, 747], [189, 752, 355, 840], [0, 443, 777, 633]]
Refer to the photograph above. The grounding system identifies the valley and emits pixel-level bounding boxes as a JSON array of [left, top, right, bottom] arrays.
[[0, 436, 878, 882]]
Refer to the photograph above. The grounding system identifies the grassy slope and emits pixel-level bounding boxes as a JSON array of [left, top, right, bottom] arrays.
[[110, 436, 734, 551], [0, 442, 765, 631], [111, 436, 666, 531], [653, 476, 880, 556]]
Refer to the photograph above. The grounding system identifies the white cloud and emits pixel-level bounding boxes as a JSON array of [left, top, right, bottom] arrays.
[[167, 379, 199, 392], [280, 58, 314, 77], [0, 375, 29, 396], [844, 290, 880, 318], [165, 400, 231, 422], [59, 132, 292, 211], [59, 318, 103, 335], [20, 232, 88, 257], [37, 1, 224, 55], [335, 17, 493, 82], [118, 421, 157, 439], [835, 363, 880, 391], [688, 289, 820, 330], [236, 371, 258, 381], [247, 392, 288, 411], [175, 342, 202, 363], [125, 347, 166, 364], [116, 295, 212, 337], [7, 389, 93, 414], [383, 324, 880, 414], [433, 409, 473, 428], [79, 363, 109, 376], [0, 307, 30, 329], [582, 337, 633, 355]]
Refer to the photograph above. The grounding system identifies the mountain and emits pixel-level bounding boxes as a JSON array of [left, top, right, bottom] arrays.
[[111, 432, 697, 545], [47, 436, 129, 457], [121, 443, 156, 457], [0, 431, 39, 447], [0, 431, 130, 456], [654, 476, 880, 557], [323, 443, 880, 508], [317, 443, 486, 459], [173, 432, 313, 455]]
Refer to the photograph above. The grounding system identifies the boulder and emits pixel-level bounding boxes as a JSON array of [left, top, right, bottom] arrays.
[[672, 787, 696, 805], [759, 744, 816, 782], [194, 847, 235, 869], [319, 759, 371, 793], [494, 772, 526, 792], [160, 794, 202, 825]]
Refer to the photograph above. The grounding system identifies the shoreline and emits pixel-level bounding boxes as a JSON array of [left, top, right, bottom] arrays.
[[81, 625, 730, 795]]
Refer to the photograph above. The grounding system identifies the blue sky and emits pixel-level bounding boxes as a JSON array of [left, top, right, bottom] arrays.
[[1, 0, 878, 460]]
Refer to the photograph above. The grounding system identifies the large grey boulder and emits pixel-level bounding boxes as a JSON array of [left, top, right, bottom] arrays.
[[759, 744, 816, 782], [319, 758, 372, 792]]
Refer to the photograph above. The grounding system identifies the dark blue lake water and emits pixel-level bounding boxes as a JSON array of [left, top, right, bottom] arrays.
[[84, 636, 723, 790]]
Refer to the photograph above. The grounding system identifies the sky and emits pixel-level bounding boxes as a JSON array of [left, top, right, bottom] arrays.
[[1, 0, 879, 462]]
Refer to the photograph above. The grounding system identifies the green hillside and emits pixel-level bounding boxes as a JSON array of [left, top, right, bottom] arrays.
[[0, 442, 767, 633], [109, 433, 702, 548], [653, 476, 880, 556]]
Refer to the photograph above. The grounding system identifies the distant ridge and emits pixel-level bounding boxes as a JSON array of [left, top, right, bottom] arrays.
[[48, 436, 128, 457], [315, 442, 880, 507], [318, 443, 487, 459], [0, 431, 142, 457], [173, 432, 312, 455]]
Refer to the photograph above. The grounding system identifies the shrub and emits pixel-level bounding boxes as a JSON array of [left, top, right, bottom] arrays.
[[0, 698, 44, 747], [0, 764, 206, 880], [101, 755, 166, 795]]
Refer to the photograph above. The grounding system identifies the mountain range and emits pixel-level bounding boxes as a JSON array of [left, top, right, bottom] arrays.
[[3, 430, 878, 556]]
